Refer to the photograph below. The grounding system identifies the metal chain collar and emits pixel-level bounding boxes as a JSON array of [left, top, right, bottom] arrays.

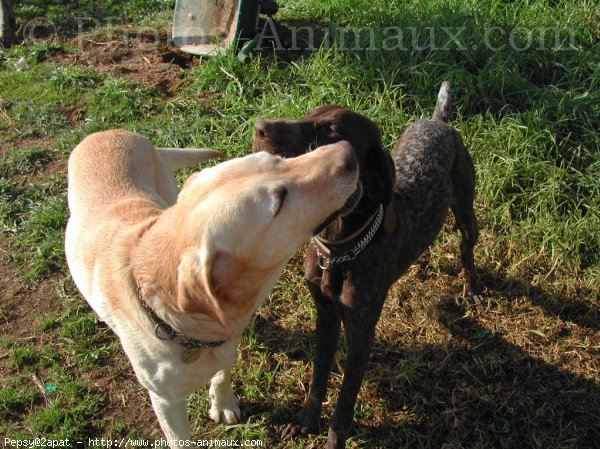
[[136, 285, 227, 350], [312, 204, 384, 270]]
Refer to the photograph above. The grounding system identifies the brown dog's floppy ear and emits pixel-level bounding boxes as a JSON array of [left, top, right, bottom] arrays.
[[349, 112, 396, 234], [177, 247, 231, 328], [370, 148, 396, 234]]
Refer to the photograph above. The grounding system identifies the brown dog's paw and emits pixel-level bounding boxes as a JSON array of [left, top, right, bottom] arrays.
[[324, 427, 349, 449], [463, 282, 484, 307], [470, 293, 485, 307], [281, 408, 319, 440]]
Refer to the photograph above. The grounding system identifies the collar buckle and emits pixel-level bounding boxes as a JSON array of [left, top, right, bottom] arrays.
[[154, 322, 176, 340], [317, 251, 331, 270]]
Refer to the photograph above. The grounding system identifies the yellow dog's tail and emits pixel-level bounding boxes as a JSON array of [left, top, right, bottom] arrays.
[[156, 147, 225, 170]]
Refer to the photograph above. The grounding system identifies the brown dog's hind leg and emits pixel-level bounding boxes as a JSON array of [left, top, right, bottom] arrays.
[[450, 141, 483, 303]]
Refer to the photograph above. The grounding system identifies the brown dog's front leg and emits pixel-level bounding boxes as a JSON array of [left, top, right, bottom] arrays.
[[282, 278, 341, 439], [326, 338, 374, 448], [326, 295, 380, 449]]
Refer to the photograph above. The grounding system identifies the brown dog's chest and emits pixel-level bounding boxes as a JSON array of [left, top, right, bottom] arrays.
[[321, 269, 343, 298]]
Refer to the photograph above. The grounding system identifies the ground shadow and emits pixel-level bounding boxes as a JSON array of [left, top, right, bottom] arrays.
[[251, 289, 599, 448], [480, 269, 599, 331]]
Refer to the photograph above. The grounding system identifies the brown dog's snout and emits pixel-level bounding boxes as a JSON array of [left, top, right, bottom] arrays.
[[254, 119, 287, 142], [253, 119, 317, 157], [253, 119, 284, 154], [253, 120, 270, 140]]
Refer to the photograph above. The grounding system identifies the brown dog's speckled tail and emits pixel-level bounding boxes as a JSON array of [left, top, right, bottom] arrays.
[[432, 81, 452, 123]]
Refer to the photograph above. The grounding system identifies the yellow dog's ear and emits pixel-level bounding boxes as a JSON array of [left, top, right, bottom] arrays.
[[177, 247, 235, 328]]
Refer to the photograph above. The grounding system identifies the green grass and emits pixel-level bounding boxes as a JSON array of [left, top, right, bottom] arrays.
[[0, 0, 598, 447], [12, 0, 176, 32]]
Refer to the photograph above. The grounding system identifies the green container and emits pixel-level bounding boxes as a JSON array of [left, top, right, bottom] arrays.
[[172, 0, 261, 55]]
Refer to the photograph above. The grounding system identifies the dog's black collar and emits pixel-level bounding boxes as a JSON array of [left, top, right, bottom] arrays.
[[313, 210, 339, 236], [311, 203, 384, 270], [136, 285, 227, 350]]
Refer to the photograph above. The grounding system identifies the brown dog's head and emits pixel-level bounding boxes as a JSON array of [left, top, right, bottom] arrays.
[[253, 105, 396, 233]]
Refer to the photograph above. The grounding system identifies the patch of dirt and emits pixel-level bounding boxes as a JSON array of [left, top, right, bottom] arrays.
[[79, 349, 161, 437], [0, 245, 160, 436], [0, 29, 183, 428], [0, 276, 60, 341], [0, 242, 63, 391], [49, 29, 201, 98], [7, 135, 60, 152]]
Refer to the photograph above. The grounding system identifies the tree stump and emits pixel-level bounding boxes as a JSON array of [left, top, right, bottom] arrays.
[[0, 0, 17, 47]]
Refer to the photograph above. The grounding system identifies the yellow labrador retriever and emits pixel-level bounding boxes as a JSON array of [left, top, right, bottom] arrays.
[[65, 129, 358, 444]]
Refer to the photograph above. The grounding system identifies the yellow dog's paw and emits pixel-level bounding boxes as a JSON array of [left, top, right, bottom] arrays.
[[209, 396, 241, 424]]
